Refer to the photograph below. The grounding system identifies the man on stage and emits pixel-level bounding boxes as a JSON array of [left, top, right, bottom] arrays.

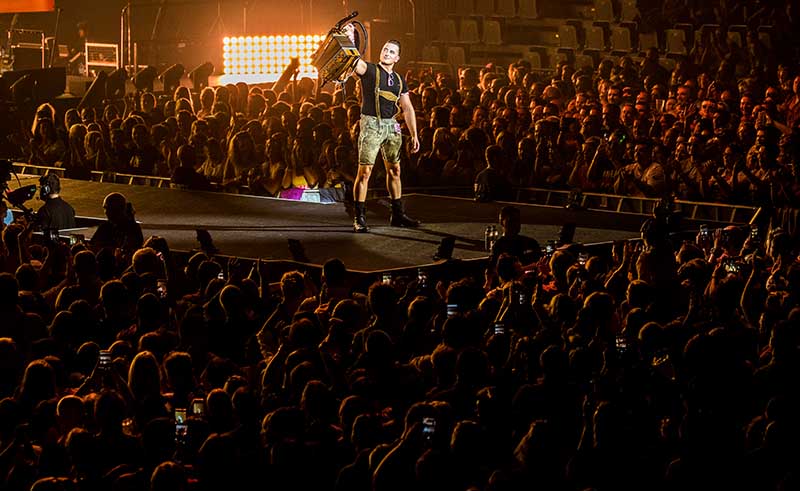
[[347, 31, 420, 233]]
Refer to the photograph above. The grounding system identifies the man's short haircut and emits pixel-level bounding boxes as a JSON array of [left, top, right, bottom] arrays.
[[500, 205, 520, 222], [322, 258, 347, 288], [386, 39, 402, 54]]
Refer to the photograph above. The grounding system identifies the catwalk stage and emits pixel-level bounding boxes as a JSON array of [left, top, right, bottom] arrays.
[[12, 176, 640, 272]]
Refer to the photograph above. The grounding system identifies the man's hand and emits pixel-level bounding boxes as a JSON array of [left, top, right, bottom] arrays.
[[410, 136, 420, 154]]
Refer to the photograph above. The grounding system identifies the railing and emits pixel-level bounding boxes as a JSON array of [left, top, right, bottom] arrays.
[[12, 163, 173, 189], [12, 162, 761, 225]]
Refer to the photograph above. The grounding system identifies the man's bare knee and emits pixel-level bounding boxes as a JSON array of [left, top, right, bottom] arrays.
[[386, 164, 401, 179]]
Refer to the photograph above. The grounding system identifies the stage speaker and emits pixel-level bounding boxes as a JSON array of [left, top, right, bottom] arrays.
[[105, 68, 128, 100], [189, 62, 214, 91], [78, 71, 108, 110], [159, 63, 184, 94], [134, 66, 157, 92], [0, 67, 66, 103]]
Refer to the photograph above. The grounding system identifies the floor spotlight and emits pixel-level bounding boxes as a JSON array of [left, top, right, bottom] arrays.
[[133, 66, 158, 92], [189, 62, 214, 91], [159, 63, 184, 94]]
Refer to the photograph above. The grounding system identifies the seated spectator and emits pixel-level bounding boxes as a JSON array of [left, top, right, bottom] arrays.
[[474, 145, 513, 202], [171, 145, 211, 191]]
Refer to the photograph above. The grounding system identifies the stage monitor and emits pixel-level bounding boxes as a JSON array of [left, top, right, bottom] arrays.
[[0, 0, 55, 13]]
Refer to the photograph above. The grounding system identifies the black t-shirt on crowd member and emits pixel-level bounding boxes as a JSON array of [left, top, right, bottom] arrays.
[[358, 62, 408, 119], [474, 167, 513, 202], [490, 234, 542, 268], [37, 197, 77, 231]]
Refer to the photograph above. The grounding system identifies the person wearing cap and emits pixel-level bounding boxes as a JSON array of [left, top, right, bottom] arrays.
[[36, 173, 76, 232]]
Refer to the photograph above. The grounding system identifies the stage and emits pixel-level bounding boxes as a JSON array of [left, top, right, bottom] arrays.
[[12, 176, 640, 272]]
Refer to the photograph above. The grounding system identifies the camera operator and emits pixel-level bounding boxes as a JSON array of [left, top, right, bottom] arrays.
[[36, 173, 76, 232]]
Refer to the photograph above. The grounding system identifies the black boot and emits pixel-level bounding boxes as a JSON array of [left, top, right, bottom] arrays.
[[390, 198, 420, 227], [353, 201, 369, 233]]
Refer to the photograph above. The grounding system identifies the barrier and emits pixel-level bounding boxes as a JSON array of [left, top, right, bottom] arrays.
[[12, 163, 761, 226]]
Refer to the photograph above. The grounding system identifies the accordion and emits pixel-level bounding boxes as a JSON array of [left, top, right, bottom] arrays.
[[310, 32, 360, 85]]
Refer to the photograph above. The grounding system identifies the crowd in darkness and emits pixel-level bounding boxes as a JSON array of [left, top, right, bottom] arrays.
[[1, 181, 800, 490], [2, 0, 800, 207], [1, 1, 800, 490]]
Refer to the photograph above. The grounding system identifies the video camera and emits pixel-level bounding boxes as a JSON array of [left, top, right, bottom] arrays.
[[1, 159, 41, 222]]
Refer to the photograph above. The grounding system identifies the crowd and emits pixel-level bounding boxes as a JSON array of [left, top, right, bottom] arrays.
[[0, 184, 799, 490], [0, 0, 798, 208], [0, 0, 799, 489]]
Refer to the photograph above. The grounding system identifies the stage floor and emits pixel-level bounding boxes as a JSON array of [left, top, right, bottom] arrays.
[[14, 176, 639, 272]]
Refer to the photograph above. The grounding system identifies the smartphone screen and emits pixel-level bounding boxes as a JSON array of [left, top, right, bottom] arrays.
[[578, 252, 588, 266], [192, 399, 205, 417], [494, 323, 505, 335], [615, 335, 627, 353], [175, 423, 188, 443], [99, 350, 111, 370], [382, 273, 391, 285], [422, 416, 436, 444], [417, 269, 428, 288], [174, 408, 187, 424], [446, 304, 458, 318], [157, 280, 167, 299]]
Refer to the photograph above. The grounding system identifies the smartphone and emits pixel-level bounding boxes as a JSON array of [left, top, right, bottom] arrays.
[[191, 398, 205, 418], [174, 408, 187, 424], [382, 272, 392, 285], [157, 280, 167, 299], [122, 417, 135, 436], [750, 226, 760, 244], [516, 291, 527, 306], [175, 422, 188, 444], [422, 416, 436, 444], [615, 335, 627, 354], [724, 259, 740, 274], [417, 269, 428, 289], [98, 350, 111, 370], [446, 303, 458, 318], [217, 271, 224, 280], [545, 240, 555, 258], [700, 224, 710, 240], [578, 252, 588, 266], [493, 323, 505, 335], [69, 233, 84, 246]]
